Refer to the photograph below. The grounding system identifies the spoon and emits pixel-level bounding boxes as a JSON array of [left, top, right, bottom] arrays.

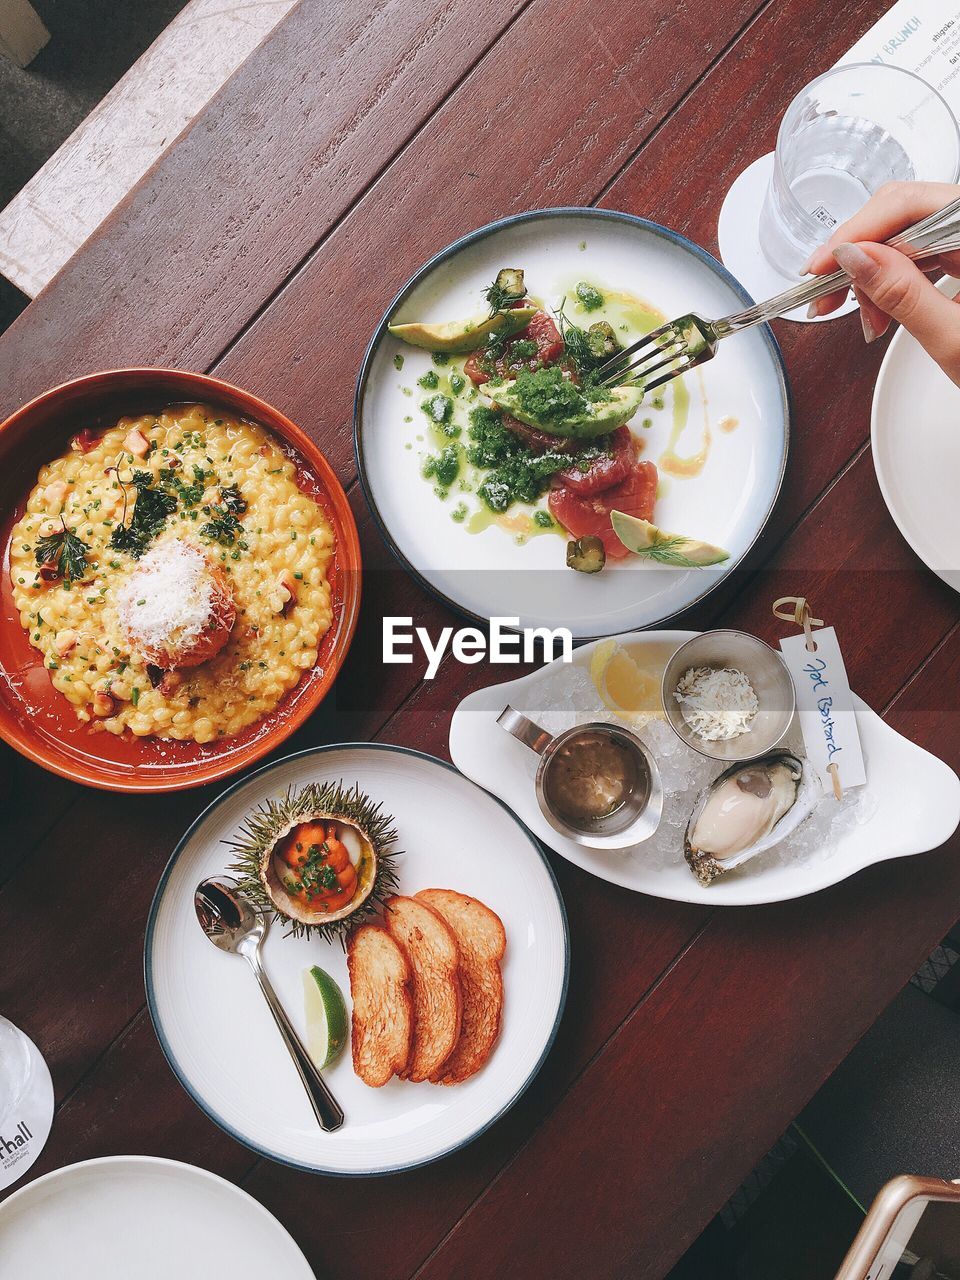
[[194, 877, 345, 1132]]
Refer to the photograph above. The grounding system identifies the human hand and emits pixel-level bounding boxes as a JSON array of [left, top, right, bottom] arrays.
[[805, 180, 960, 386]]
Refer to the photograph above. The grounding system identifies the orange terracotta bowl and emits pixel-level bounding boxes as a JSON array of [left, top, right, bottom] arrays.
[[0, 369, 361, 792]]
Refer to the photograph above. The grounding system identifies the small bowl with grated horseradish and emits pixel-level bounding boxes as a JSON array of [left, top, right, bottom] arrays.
[[661, 631, 796, 763]]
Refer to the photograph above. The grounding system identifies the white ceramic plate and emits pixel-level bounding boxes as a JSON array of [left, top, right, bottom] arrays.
[[449, 632, 960, 906], [146, 744, 568, 1175], [355, 208, 790, 638], [872, 278, 960, 594], [0, 1156, 313, 1279]]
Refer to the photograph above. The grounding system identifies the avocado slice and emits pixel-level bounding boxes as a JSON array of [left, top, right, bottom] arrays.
[[488, 381, 644, 440], [388, 307, 537, 354], [611, 512, 730, 566]]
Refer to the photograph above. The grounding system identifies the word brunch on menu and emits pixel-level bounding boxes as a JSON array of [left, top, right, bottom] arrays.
[[383, 616, 573, 679]]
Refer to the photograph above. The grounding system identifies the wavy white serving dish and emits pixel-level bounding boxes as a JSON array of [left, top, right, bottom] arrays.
[[449, 631, 960, 906]]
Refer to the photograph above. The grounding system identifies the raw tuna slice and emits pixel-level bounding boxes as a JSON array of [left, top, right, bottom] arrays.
[[465, 310, 565, 385], [549, 458, 658, 560], [558, 426, 635, 494], [501, 413, 579, 455]]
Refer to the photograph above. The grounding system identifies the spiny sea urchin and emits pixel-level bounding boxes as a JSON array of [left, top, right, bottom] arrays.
[[225, 779, 400, 942]]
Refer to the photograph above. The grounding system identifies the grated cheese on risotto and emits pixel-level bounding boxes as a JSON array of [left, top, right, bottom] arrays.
[[674, 666, 758, 742], [117, 541, 214, 655]]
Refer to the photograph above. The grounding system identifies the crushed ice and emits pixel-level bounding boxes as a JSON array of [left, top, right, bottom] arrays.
[[514, 664, 876, 877]]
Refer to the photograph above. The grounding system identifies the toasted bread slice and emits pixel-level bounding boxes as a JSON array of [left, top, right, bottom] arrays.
[[346, 924, 413, 1087], [417, 889, 506, 1084], [384, 895, 462, 1083]]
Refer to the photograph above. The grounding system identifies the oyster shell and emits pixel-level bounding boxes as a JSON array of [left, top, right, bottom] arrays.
[[259, 812, 378, 926], [684, 752, 819, 886]]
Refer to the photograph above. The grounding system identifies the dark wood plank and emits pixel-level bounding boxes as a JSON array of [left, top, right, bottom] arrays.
[[412, 828, 960, 1280], [212, 0, 770, 467], [0, 0, 532, 416], [0, 789, 207, 1097]]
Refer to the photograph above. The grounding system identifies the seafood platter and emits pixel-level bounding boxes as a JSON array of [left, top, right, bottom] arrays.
[[450, 629, 960, 907]]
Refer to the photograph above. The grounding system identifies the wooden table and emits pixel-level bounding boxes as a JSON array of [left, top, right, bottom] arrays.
[[2, 1, 958, 1275]]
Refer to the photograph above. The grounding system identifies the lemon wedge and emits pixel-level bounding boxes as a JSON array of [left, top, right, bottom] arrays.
[[590, 641, 662, 722]]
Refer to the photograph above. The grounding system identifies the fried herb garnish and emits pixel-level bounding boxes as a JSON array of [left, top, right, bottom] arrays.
[[220, 485, 247, 515], [108, 469, 177, 558], [200, 506, 244, 547], [483, 267, 527, 317], [34, 518, 89, 582]]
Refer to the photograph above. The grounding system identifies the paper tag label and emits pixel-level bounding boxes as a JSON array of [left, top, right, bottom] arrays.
[[779, 627, 866, 792]]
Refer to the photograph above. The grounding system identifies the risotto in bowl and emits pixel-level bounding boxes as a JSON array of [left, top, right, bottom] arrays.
[[0, 370, 361, 791]]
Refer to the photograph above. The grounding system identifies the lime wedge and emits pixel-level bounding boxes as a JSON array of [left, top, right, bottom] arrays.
[[302, 965, 348, 1069]]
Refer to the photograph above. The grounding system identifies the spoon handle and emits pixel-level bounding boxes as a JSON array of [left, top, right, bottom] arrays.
[[247, 955, 345, 1132]]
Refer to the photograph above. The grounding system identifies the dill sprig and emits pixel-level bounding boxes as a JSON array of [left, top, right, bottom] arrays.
[[34, 518, 89, 582], [633, 534, 700, 567], [555, 297, 595, 378], [482, 268, 527, 318]]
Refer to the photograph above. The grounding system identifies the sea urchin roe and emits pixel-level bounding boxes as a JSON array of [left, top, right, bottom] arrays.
[[674, 666, 759, 741], [274, 820, 359, 914]]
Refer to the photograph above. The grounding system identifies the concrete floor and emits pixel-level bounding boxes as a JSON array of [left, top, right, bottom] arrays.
[[0, 0, 186, 331]]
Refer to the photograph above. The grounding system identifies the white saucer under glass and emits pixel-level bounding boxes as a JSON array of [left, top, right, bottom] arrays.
[[718, 63, 960, 323]]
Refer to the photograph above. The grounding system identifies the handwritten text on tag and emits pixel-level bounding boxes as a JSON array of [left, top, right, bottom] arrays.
[[779, 627, 866, 791]]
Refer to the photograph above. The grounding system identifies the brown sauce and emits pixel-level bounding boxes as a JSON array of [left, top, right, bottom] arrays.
[[545, 731, 638, 824]]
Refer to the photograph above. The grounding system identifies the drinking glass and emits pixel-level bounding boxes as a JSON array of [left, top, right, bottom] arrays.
[[0, 1016, 34, 1131], [759, 63, 960, 278]]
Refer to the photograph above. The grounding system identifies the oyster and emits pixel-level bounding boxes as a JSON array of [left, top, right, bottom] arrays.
[[227, 780, 399, 939], [684, 752, 819, 886]]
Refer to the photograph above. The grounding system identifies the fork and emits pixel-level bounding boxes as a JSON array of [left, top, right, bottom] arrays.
[[596, 195, 960, 392]]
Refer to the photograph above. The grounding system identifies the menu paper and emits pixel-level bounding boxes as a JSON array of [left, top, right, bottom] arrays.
[[839, 1, 960, 117], [779, 628, 867, 793]]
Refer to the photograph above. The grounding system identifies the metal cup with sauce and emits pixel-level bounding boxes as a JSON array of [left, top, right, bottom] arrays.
[[497, 707, 663, 850]]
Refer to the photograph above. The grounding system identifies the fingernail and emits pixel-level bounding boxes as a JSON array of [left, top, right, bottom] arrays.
[[806, 300, 824, 319], [833, 242, 878, 284], [860, 310, 879, 344], [801, 253, 816, 275]]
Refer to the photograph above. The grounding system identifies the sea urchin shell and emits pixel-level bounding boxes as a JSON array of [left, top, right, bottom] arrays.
[[226, 780, 400, 941]]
